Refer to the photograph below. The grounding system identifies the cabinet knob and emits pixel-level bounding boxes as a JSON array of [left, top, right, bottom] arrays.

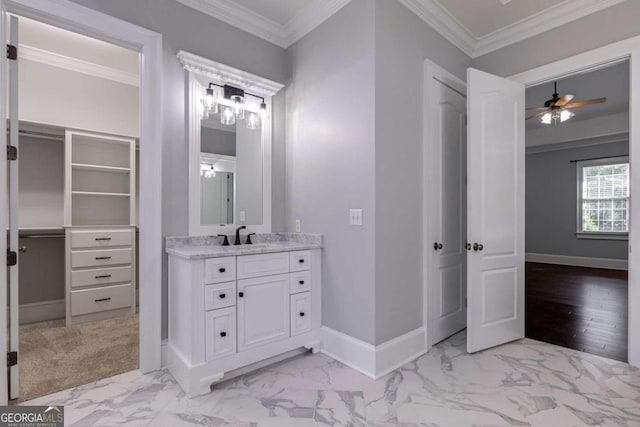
[[219, 293, 226, 299], [220, 331, 227, 337], [299, 280, 305, 285], [298, 259, 304, 263], [299, 312, 305, 317], [238, 292, 244, 298], [219, 267, 226, 273]]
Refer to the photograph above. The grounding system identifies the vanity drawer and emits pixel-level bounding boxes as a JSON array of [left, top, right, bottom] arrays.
[[290, 292, 312, 336], [205, 306, 237, 361], [289, 251, 311, 272], [70, 283, 132, 316], [237, 252, 290, 279], [204, 257, 236, 284], [70, 229, 132, 249], [71, 248, 132, 268], [71, 266, 132, 288], [290, 270, 311, 294], [205, 282, 236, 311]]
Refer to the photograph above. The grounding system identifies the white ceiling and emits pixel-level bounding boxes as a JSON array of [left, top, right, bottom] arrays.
[[526, 60, 629, 130]]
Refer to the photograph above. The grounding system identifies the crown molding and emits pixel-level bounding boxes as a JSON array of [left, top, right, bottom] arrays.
[[399, 0, 625, 58], [526, 131, 628, 154], [19, 44, 139, 86], [176, 50, 284, 96], [175, 0, 352, 49]]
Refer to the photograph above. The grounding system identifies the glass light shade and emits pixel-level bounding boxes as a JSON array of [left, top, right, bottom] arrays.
[[204, 87, 218, 114], [220, 106, 236, 126], [246, 112, 260, 130], [231, 94, 245, 119], [560, 109, 574, 122], [541, 112, 552, 124]]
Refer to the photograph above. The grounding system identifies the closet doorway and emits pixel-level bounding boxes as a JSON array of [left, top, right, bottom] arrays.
[[5, 15, 141, 402]]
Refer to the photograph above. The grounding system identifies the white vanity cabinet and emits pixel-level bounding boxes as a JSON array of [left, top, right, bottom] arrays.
[[167, 247, 322, 397]]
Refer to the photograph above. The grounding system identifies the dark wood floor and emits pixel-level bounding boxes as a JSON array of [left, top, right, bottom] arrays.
[[525, 262, 628, 362]]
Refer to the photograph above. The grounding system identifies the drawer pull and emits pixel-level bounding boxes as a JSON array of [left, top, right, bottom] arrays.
[[95, 274, 112, 279], [95, 237, 112, 241], [299, 280, 305, 285], [238, 292, 244, 298], [219, 331, 227, 337], [298, 259, 305, 264], [218, 267, 226, 273], [94, 297, 111, 302], [219, 293, 226, 299], [95, 256, 112, 260], [299, 312, 305, 317]]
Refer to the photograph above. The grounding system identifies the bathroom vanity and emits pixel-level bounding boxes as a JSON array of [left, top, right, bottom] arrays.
[[166, 234, 322, 397]]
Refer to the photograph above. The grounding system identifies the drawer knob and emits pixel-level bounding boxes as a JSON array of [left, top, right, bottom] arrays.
[[95, 274, 112, 279], [299, 280, 305, 285], [298, 259, 304, 263], [95, 237, 112, 241], [95, 256, 112, 260], [95, 297, 111, 302], [219, 267, 226, 273], [299, 312, 305, 317], [220, 331, 227, 337], [238, 292, 244, 298], [219, 293, 226, 299]]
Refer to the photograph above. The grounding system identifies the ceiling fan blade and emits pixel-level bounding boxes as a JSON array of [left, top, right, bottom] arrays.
[[563, 97, 607, 109], [526, 111, 547, 121], [553, 94, 575, 106], [526, 107, 549, 110]]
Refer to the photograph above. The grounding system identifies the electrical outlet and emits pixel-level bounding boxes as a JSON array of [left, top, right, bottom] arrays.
[[239, 211, 246, 222], [295, 219, 301, 233], [349, 209, 363, 226]]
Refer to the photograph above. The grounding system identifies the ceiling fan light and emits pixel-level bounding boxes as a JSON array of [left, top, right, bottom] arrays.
[[541, 112, 552, 125], [560, 109, 574, 122]]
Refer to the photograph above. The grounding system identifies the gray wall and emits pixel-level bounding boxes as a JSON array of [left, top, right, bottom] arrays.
[[526, 141, 629, 260], [471, 1, 640, 77], [201, 127, 235, 156], [373, 0, 470, 344], [285, 0, 377, 344], [69, 0, 287, 339]]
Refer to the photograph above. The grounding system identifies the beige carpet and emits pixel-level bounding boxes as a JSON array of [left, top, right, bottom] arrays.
[[16, 314, 139, 403]]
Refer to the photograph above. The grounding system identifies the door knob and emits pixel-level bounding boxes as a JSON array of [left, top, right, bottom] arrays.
[[465, 243, 471, 251], [18, 246, 27, 253], [473, 243, 484, 251], [433, 242, 443, 250]]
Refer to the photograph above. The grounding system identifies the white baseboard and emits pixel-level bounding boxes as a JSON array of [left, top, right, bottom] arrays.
[[526, 253, 628, 270], [320, 326, 427, 379], [15, 299, 65, 324]]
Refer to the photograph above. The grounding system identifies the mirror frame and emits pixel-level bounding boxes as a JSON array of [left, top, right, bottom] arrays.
[[177, 50, 283, 236]]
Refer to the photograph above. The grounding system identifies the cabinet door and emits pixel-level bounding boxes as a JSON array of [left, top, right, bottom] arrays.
[[237, 274, 290, 351], [290, 292, 312, 336], [205, 306, 236, 361]]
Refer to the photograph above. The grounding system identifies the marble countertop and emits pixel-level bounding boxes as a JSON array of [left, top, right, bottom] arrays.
[[165, 233, 322, 260]]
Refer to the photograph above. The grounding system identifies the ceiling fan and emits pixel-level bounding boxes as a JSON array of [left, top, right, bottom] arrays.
[[526, 81, 606, 124]]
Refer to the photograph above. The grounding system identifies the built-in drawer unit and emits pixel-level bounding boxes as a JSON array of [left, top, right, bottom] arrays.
[[289, 270, 311, 294], [290, 292, 311, 336], [237, 252, 290, 279], [205, 282, 236, 311], [204, 257, 236, 284], [289, 251, 311, 272], [71, 265, 132, 288], [70, 229, 133, 248], [205, 306, 237, 361], [70, 283, 133, 316], [71, 248, 133, 268]]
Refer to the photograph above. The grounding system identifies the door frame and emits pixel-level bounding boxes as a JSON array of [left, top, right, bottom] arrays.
[[0, 0, 163, 404], [422, 59, 467, 348], [508, 36, 640, 366]]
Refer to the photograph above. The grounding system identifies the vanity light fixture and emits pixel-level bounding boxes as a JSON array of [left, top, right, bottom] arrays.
[[246, 112, 260, 130], [202, 83, 219, 118], [204, 82, 267, 129], [220, 105, 236, 126]]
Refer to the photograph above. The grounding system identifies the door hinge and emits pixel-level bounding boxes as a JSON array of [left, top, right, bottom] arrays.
[[7, 145, 17, 161], [6, 44, 17, 60], [7, 250, 17, 267], [7, 351, 17, 367]]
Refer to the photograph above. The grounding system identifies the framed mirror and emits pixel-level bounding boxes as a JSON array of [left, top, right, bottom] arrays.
[[178, 51, 283, 236]]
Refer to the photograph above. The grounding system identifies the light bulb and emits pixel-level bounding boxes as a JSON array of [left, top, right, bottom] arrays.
[[231, 94, 245, 120], [246, 112, 260, 130], [560, 109, 574, 122], [541, 112, 552, 124], [220, 106, 236, 126], [204, 87, 218, 114]]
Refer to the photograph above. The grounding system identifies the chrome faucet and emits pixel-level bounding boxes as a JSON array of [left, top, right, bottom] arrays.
[[234, 226, 246, 245]]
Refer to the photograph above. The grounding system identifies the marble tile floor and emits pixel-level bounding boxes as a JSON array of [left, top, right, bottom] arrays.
[[21, 331, 640, 426]]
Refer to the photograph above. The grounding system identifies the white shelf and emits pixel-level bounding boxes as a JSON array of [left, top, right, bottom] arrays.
[[72, 163, 130, 174], [72, 191, 130, 197]]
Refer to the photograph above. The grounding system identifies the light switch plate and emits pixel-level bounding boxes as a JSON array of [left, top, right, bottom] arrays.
[[239, 211, 246, 222], [295, 219, 301, 233], [349, 209, 363, 226]]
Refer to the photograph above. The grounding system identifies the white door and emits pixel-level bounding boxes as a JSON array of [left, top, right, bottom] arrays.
[[466, 68, 525, 353], [427, 68, 468, 345], [237, 274, 290, 350]]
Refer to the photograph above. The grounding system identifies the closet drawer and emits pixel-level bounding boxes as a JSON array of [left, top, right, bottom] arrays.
[[205, 282, 236, 311], [71, 266, 132, 288], [70, 229, 132, 249], [290, 270, 311, 294], [70, 283, 132, 316], [71, 248, 132, 268], [237, 252, 289, 279], [204, 257, 236, 284], [205, 306, 237, 361], [290, 292, 312, 336], [290, 251, 311, 272]]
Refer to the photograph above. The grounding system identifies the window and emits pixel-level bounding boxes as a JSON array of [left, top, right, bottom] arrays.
[[577, 156, 629, 238]]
